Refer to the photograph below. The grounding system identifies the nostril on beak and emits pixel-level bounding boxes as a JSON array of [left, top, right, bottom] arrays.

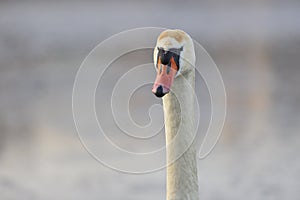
[[153, 85, 165, 98]]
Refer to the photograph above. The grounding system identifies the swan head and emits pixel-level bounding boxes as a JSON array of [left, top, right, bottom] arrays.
[[152, 29, 195, 98]]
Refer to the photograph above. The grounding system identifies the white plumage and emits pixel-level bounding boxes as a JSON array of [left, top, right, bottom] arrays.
[[152, 29, 199, 200]]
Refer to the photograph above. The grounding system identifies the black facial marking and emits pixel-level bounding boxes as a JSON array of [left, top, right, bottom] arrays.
[[166, 64, 171, 74], [159, 48, 171, 65], [157, 47, 183, 70], [159, 64, 162, 74], [156, 47, 160, 69]]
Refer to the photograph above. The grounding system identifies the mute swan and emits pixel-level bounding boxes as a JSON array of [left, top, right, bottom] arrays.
[[152, 29, 199, 200]]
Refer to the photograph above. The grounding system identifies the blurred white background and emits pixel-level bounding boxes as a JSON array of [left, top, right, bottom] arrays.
[[0, 0, 300, 199]]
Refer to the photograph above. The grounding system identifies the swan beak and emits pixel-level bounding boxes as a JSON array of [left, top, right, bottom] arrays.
[[152, 57, 178, 98]]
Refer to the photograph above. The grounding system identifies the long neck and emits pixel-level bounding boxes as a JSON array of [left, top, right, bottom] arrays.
[[162, 69, 199, 200]]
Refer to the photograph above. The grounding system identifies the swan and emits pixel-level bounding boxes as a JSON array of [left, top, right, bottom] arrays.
[[152, 29, 199, 200]]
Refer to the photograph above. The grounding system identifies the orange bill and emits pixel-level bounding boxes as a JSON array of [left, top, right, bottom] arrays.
[[152, 57, 178, 98]]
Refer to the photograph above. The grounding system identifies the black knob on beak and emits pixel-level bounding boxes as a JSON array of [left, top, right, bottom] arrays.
[[153, 85, 166, 98]]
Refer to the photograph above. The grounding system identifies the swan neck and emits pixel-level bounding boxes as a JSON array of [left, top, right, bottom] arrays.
[[162, 70, 199, 200]]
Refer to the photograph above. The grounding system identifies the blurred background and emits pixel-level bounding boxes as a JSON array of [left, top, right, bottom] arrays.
[[1, 0, 300, 199]]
